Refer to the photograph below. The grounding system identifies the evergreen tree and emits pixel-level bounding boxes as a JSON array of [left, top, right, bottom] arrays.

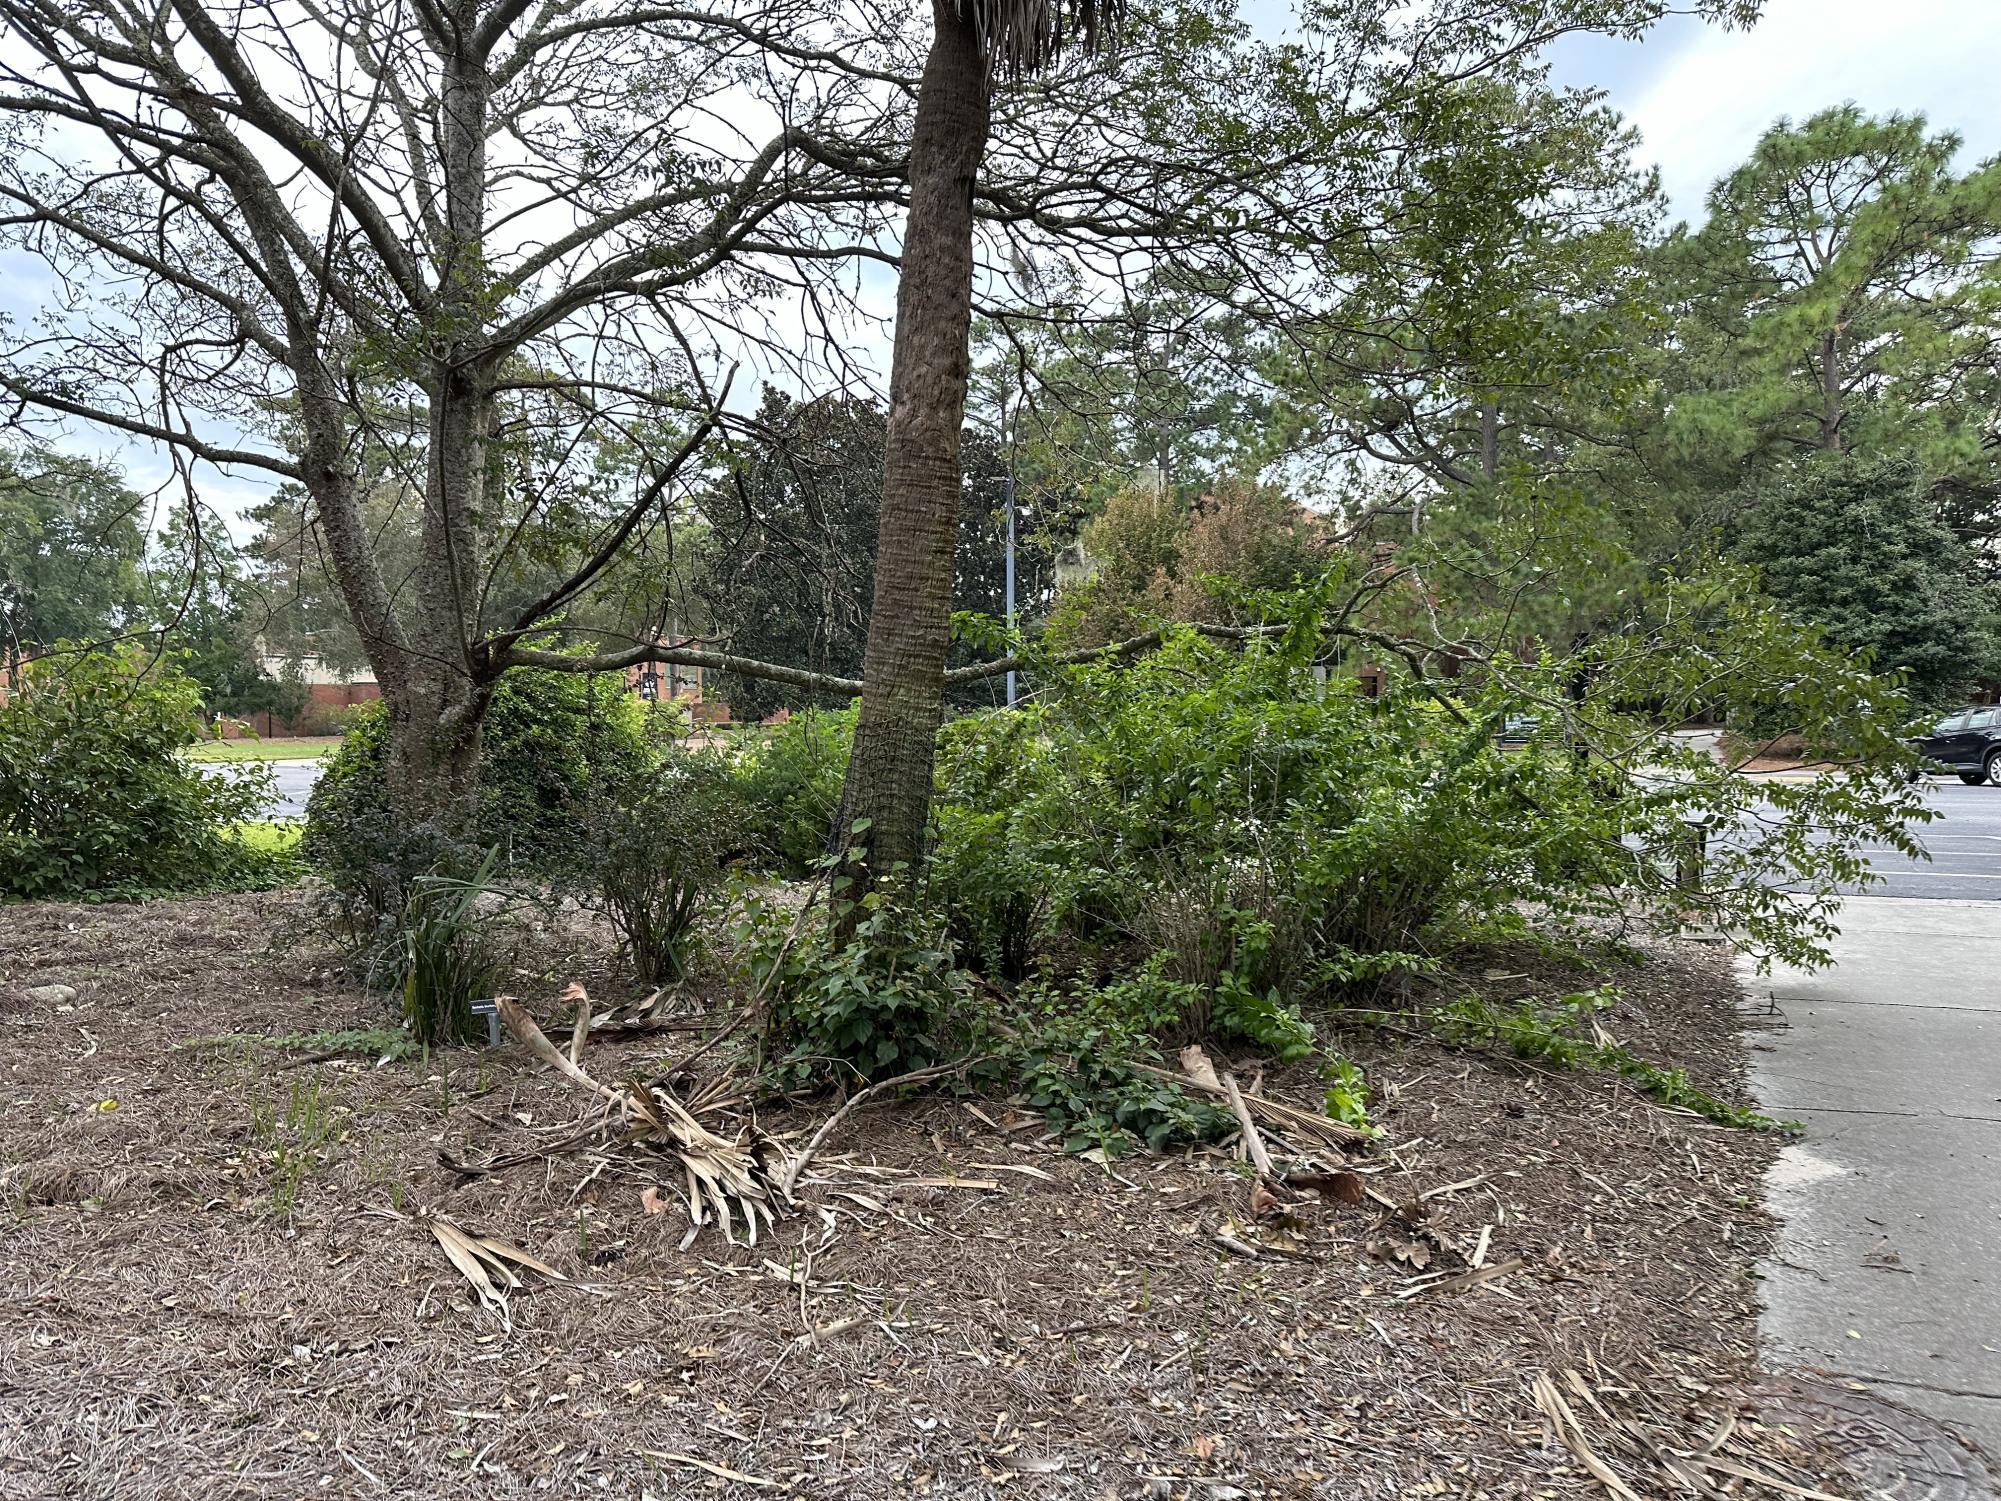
[[1734, 454, 1999, 708], [1663, 107, 2001, 537]]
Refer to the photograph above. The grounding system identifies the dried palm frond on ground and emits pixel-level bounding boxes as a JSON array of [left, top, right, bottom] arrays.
[[490, 990, 792, 1247], [404, 1212, 567, 1322], [1531, 1364, 1850, 1501]]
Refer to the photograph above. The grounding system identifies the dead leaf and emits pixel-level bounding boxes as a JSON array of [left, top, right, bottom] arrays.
[[1287, 1169, 1365, 1206], [1179, 1044, 1222, 1092], [423, 1216, 565, 1316], [1368, 1235, 1432, 1271], [640, 1187, 669, 1216]]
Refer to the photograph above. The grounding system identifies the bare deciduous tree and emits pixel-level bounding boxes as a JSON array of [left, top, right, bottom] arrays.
[[0, 0, 909, 823]]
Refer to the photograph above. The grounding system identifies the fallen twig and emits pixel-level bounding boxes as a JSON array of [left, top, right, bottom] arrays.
[[563, 980, 592, 1066], [780, 1054, 985, 1203], [1221, 1071, 1276, 1178], [637, 1450, 777, 1489], [1393, 1256, 1522, 1299]]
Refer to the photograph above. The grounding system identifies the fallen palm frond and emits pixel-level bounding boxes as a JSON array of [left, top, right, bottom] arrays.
[[412, 1213, 566, 1323], [1530, 1366, 1856, 1501], [495, 991, 791, 1249]]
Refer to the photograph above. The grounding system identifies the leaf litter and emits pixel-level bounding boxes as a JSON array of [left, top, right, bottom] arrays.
[[0, 891, 1881, 1500]]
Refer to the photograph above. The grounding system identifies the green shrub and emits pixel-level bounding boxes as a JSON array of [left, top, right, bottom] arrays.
[[996, 978, 1234, 1156], [577, 747, 744, 983], [0, 649, 282, 898], [929, 710, 1052, 981], [376, 851, 508, 1048], [728, 707, 853, 876], [927, 629, 1630, 1051], [747, 877, 971, 1089], [304, 667, 660, 912], [930, 572, 1925, 1035]]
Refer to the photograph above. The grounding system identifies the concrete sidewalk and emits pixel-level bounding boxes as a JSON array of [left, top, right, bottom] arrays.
[[1747, 897, 2001, 1454]]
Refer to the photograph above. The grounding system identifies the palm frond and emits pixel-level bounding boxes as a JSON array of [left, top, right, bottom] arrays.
[[958, 0, 1127, 78]]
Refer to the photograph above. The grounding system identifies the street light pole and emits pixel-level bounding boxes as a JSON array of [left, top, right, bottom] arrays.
[[1004, 469, 1017, 708]]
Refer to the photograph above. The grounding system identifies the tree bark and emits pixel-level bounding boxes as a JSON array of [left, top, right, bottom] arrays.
[[836, 2, 991, 889], [1818, 328, 1844, 452], [379, 11, 499, 839]]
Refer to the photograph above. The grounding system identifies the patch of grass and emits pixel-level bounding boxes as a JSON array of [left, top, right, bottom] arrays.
[[249, 1075, 346, 1215], [181, 1026, 416, 1062], [185, 736, 340, 763], [1435, 988, 1797, 1132], [225, 819, 305, 856]]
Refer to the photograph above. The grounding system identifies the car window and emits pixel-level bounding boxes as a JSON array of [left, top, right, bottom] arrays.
[[1935, 713, 1971, 733], [1971, 709, 2001, 730]]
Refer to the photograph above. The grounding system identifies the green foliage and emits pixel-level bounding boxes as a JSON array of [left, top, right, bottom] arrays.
[[1214, 970, 1317, 1063], [932, 601, 1631, 1033], [577, 747, 744, 983], [1734, 454, 2000, 708], [747, 880, 972, 1089], [1663, 107, 2001, 512], [934, 571, 1928, 1003], [378, 852, 508, 1048], [1002, 997, 1233, 1157], [0, 448, 147, 649], [0, 649, 283, 899], [304, 667, 657, 915], [1321, 1057, 1371, 1131], [1437, 989, 1792, 1131], [248, 1074, 345, 1216], [728, 707, 854, 877]]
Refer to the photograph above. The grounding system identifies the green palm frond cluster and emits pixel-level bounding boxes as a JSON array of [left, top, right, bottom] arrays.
[[958, 0, 1126, 77]]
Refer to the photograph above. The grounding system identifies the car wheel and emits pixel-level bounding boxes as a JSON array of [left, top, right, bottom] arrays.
[[1960, 764, 1991, 786], [1986, 748, 2001, 786]]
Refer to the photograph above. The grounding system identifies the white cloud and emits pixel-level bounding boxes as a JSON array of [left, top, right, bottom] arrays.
[[1619, 0, 2001, 223]]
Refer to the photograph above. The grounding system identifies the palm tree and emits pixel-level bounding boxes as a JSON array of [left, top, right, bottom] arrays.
[[839, 0, 1125, 889]]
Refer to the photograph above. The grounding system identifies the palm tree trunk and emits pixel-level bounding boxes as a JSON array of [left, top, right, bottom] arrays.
[[837, 2, 991, 890]]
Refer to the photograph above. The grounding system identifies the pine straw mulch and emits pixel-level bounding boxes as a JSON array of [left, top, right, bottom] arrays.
[[0, 891, 1859, 1501]]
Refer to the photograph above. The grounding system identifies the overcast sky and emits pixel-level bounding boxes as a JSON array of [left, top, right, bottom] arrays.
[[6, 0, 1998, 535], [1546, 0, 2001, 223]]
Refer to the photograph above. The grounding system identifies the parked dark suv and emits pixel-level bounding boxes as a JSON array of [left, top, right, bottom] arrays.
[[1912, 706, 2001, 784]]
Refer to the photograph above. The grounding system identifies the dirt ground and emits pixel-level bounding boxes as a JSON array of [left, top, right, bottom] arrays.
[[0, 892, 1850, 1500]]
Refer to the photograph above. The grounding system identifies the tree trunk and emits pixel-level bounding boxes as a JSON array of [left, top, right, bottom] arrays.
[[836, 2, 991, 891], [383, 678, 490, 832], [1818, 328, 1844, 452], [378, 16, 497, 843]]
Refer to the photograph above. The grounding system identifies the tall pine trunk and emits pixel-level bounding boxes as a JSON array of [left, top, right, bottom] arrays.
[[837, 3, 991, 890]]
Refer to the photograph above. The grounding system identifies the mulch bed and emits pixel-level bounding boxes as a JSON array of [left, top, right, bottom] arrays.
[[0, 891, 1851, 1499]]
